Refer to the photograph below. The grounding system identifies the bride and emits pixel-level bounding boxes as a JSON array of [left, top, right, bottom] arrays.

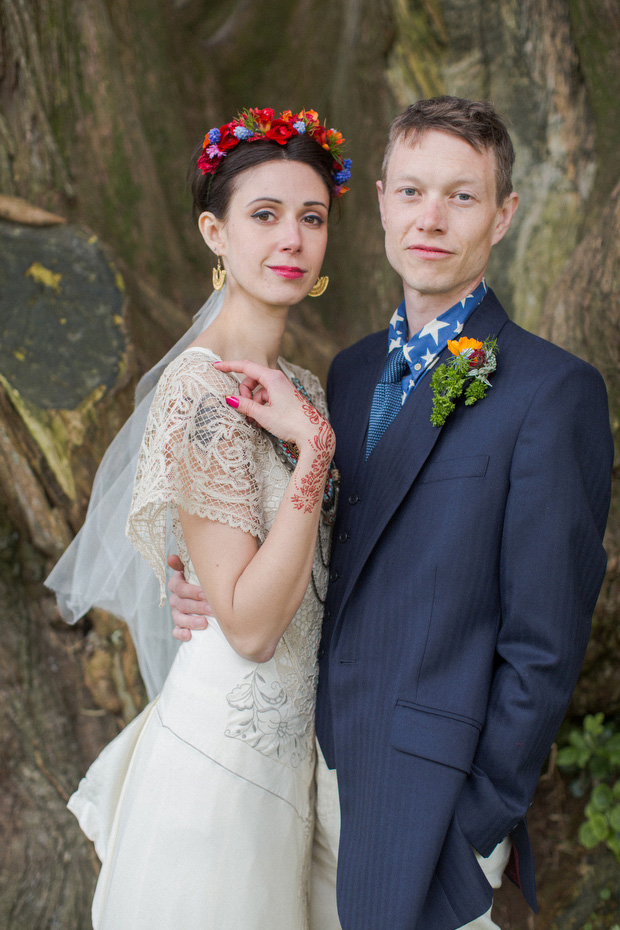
[[47, 107, 351, 929]]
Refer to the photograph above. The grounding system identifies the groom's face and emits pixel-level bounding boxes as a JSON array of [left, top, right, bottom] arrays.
[[377, 130, 518, 310]]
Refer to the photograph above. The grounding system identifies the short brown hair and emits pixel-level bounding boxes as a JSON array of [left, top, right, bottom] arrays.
[[382, 96, 515, 204]]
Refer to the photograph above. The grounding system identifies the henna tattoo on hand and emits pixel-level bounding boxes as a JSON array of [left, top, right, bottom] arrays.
[[291, 398, 335, 513]]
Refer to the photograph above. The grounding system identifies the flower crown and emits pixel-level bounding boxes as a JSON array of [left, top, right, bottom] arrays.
[[197, 107, 352, 198]]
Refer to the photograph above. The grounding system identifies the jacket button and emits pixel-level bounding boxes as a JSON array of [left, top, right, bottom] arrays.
[[324, 609, 331, 620], [338, 531, 349, 543], [348, 493, 360, 505], [317, 647, 325, 659], [330, 570, 339, 582]]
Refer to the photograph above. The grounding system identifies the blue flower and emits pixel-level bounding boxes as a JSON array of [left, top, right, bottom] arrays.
[[233, 126, 254, 140], [333, 168, 351, 184], [293, 121, 306, 134], [208, 128, 221, 143], [343, 158, 352, 170]]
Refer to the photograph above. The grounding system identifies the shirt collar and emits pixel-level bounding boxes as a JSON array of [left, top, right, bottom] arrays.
[[387, 279, 488, 394]]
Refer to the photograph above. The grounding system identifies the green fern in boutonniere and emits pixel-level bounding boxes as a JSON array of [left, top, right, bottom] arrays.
[[430, 336, 498, 427]]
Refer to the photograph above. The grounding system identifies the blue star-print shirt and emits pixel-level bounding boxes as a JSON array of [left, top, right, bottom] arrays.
[[387, 278, 488, 404]]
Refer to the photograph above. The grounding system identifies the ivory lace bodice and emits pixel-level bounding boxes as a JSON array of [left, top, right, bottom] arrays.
[[126, 347, 332, 770]]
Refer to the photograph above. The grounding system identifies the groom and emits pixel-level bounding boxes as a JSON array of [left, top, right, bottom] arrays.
[[169, 97, 613, 929]]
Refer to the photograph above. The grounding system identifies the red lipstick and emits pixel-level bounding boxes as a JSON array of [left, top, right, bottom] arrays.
[[269, 266, 305, 279]]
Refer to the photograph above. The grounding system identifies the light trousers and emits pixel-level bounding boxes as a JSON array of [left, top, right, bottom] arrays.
[[309, 741, 511, 930]]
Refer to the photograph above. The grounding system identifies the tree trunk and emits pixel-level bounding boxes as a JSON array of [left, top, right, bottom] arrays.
[[1, 0, 619, 926]]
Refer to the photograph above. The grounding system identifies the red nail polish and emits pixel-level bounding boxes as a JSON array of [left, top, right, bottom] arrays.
[[226, 396, 239, 408]]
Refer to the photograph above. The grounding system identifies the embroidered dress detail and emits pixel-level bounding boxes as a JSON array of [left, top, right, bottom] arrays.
[[125, 349, 330, 773], [69, 346, 332, 929]]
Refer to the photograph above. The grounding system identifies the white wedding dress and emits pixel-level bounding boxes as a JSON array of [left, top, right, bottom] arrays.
[[68, 348, 332, 930]]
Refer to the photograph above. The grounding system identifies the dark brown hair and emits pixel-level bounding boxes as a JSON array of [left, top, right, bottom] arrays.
[[382, 96, 515, 204], [190, 134, 336, 220]]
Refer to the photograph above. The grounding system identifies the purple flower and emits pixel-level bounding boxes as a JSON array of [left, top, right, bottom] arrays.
[[207, 144, 223, 158], [208, 128, 221, 143]]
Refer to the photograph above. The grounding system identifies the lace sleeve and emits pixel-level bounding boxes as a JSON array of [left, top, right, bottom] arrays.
[[126, 352, 266, 601]]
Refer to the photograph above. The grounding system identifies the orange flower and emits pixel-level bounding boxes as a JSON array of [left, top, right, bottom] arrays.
[[327, 129, 344, 146], [447, 336, 483, 356]]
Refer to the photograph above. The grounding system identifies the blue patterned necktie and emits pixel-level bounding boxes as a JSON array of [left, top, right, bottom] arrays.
[[366, 347, 410, 457]]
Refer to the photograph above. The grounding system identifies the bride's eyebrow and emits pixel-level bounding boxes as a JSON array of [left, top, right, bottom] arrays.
[[246, 197, 328, 208]]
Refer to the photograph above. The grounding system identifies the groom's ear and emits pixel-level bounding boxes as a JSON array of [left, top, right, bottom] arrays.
[[376, 180, 386, 230]]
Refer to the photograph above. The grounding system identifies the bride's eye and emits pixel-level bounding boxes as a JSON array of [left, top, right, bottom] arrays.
[[251, 210, 275, 222], [302, 214, 324, 227]]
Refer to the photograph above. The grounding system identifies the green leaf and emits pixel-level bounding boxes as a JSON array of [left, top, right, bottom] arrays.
[[591, 783, 614, 810], [606, 733, 620, 753], [579, 821, 603, 849], [591, 756, 612, 779], [609, 803, 620, 832], [584, 712, 605, 735], [569, 730, 587, 748], [576, 748, 592, 768], [606, 835, 620, 861], [587, 811, 610, 841], [557, 746, 579, 767]]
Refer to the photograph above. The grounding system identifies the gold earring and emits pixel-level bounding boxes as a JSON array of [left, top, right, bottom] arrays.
[[212, 256, 226, 291], [308, 275, 329, 298]]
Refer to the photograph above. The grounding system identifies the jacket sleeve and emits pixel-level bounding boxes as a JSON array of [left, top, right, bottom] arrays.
[[454, 360, 613, 856]]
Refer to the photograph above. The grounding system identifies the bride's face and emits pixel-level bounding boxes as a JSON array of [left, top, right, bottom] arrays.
[[201, 159, 330, 308]]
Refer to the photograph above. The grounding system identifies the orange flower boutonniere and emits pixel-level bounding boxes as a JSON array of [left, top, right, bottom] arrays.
[[430, 336, 498, 426]]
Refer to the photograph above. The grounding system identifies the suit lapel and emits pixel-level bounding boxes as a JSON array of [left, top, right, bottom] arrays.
[[335, 291, 510, 621], [334, 337, 387, 471]]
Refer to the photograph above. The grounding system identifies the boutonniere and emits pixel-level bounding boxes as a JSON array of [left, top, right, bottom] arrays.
[[430, 336, 498, 426]]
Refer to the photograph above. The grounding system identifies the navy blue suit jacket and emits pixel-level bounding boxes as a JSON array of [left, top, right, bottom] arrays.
[[315, 290, 613, 930]]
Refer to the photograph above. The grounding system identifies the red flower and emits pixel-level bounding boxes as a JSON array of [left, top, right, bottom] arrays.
[[468, 348, 487, 369], [197, 152, 220, 175], [249, 107, 274, 131], [310, 125, 327, 148], [217, 125, 239, 152], [265, 119, 296, 145]]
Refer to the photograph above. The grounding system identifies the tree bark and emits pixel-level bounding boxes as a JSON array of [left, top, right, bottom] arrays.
[[1, 0, 619, 926]]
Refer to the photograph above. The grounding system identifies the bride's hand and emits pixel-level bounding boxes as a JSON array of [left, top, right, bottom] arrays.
[[214, 359, 334, 455]]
